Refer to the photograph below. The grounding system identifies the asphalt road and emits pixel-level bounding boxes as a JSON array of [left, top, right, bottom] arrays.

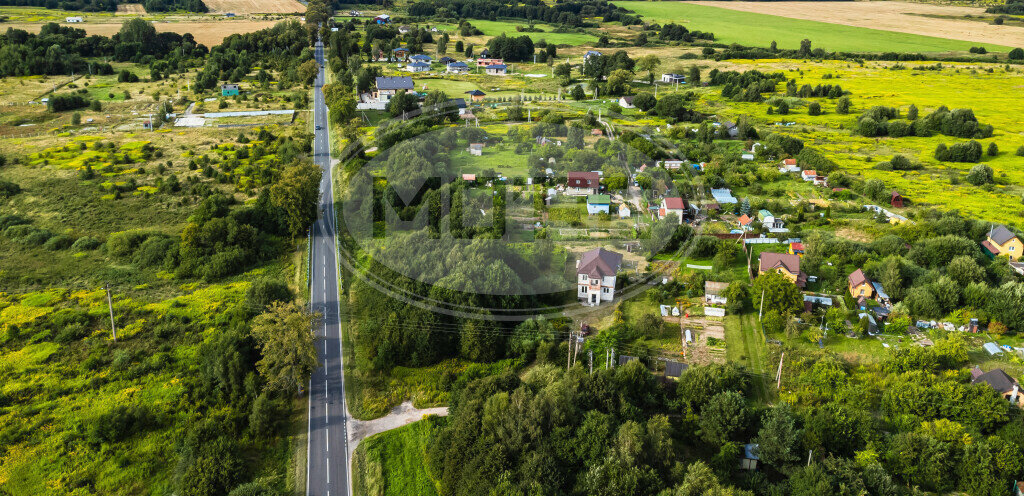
[[306, 39, 350, 496]]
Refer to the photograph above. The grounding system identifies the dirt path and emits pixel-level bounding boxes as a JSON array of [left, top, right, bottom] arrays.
[[347, 401, 449, 454], [685, 0, 1024, 48]]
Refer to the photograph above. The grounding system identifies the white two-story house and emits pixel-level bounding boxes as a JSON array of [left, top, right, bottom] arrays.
[[577, 248, 623, 306]]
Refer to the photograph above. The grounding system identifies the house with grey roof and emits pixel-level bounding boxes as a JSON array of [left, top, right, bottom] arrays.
[[374, 76, 414, 101], [577, 248, 623, 306], [972, 367, 1024, 407]]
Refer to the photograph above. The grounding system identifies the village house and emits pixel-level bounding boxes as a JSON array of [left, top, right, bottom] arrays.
[[971, 367, 1024, 407], [618, 96, 635, 109], [66, 16, 83, 22], [890, 190, 904, 208], [447, 61, 470, 73], [392, 47, 411, 60], [468, 143, 484, 156], [659, 197, 689, 223], [374, 14, 391, 24], [464, 89, 485, 101], [788, 241, 804, 257], [484, 64, 508, 76], [476, 58, 503, 67], [220, 84, 240, 96], [801, 170, 817, 182], [587, 195, 610, 215], [398, 25, 412, 34], [406, 62, 430, 72], [848, 269, 874, 299], [982, 224, 1023, 261], [584, 50, 602, 60], [757, 209, 783, 229], [661, 73, 685, 84], [758, 252, 806, 288], [737, 214, 753, 231], [373, 76, 414, 101], [618, 204, 631, 218], [659, 159, 684, 170], [778, 158, 800, 173], [577, 248, 623, 306], [566, 172, 600, 196], [410, 54, 432, 63]]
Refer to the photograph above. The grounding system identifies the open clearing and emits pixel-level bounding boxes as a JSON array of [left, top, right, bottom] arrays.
[[614, 1, 1012, 52], [686, 1, 1024, 49], [202, 0, 303, 14], [4, 19, 279, 46], [115, 3, 146, 14]]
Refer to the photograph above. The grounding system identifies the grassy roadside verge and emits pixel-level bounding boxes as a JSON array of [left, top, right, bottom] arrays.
[[351, 417, 445, 496]]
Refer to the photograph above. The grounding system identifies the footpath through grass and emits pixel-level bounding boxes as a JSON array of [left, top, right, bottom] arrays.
[[351, 417, 444, 496], [615, 1, 1010, 53]]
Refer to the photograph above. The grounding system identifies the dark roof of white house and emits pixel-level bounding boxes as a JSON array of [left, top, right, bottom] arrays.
[[578, 248, 623, 279], [972, 368, 1017, 393]]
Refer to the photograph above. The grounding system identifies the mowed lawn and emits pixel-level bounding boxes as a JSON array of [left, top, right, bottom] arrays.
[[351, 418, 444, 496], [614, 1, 1010, 53]]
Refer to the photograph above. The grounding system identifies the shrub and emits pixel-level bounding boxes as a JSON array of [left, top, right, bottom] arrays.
[[935, 141, 982, 163], [1010, 48, 1024, 60], [43, 234, 74, 250], [3, 224, 34, 239], [135, 236, 177, 267], [246, 279, 293, 311], [1017, 145, 1024, 157], [987, 142, 998, 156], [0, 179, 21, 198], [105, 231, 150, 259], [807, 102, 821, 116], [835, 96, 850, 114], [71, 236, 102, 251], [21, 229, 53, 246], [966, 164, 994, 185]]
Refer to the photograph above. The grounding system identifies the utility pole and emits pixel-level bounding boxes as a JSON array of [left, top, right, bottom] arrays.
[[588, 350, 593, 374], [104, 283, 117, 342], [807, 450, 813, 467], [758, 289, 765, 320], [775, 352, 785, 389], [567, 330, 574, 370], [573, 334, 581, 367]]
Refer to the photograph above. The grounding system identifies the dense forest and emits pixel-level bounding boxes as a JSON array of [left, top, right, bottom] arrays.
[[194, 21, 316, 91], [429, 343, 1023, 496]]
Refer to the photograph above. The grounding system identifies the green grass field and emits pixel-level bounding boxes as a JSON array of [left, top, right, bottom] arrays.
[[614, 1, 1011, 53], [700, 59, 1024, 227], [436, 19, 598, 45], [351, 417, 444, 496]]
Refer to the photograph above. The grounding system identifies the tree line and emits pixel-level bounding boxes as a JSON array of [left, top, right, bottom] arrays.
[[407, 0, 640, 27], [0, 20, 207, 77]]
